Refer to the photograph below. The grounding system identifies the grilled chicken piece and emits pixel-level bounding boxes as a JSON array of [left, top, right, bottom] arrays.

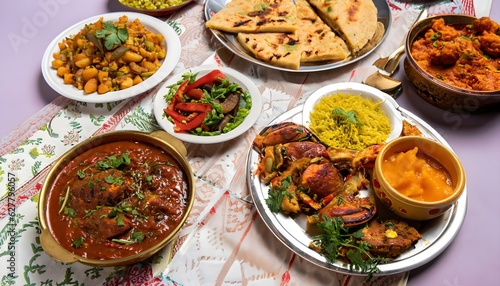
[[69, 169, 131, 213], [308, 193, 376, 230], [283, 141, 327, 161], [360, 219, 422, 258], [352, 144, 383, 169], [299, 162, 344, 199], [402, 120, 422, 136], [81, 207, 132, 240], [343, 170, 370, 195], [325, 147, 358, 171], [253, 122, 319, 152]]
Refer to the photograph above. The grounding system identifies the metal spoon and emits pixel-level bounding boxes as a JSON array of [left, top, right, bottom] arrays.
[[364, 71, 403, 99]]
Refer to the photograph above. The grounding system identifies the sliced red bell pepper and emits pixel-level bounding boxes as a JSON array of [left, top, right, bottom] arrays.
[[175, 102, 212, 113], [173, 111, 208, 132], [164, 108, 191, 123], [184, 70, 226, 93], [167, 79, 189, 111], [186, 88, 205, 100], [320, 193, 335, 206]]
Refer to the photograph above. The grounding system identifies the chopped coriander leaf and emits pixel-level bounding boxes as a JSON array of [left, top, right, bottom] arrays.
[[131, 232, 145, 243], [108, 207, 120, 218], [95, 21, 129, 50], [63, 207, 77, 218], [311, 216, 389, 281], [116, 215, 125, 227], [332, 108, 363, 126], [112, 232, 146, 245], [76, 170, 86, 179], [135, 191, 146, 200], [265, 176, 294, 213], [104, 174, 123, 185], [72, 236, 84, 248], [97, 152, 131, 170]]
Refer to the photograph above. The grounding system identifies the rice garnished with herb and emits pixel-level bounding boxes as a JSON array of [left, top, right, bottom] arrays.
[[309, 92, 391, 150]]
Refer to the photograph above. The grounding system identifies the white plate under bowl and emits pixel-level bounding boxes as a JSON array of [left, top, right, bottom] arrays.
[[302, 82, 403, 145], [153, 65, 262, 144], [41, 12, 181, 103]]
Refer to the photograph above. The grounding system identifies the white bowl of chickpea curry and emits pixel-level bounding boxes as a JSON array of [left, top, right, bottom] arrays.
[[41, 12, 181, 103]]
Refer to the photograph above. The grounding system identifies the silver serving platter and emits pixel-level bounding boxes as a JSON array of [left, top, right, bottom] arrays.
[[204, 0, 392, 73], [247, 105, 467, 276]]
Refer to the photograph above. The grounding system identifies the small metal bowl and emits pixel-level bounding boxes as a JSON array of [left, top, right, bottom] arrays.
[[404, 14, 500, 113], [116, 0, 194, 17], [38, 130, 195, 266]]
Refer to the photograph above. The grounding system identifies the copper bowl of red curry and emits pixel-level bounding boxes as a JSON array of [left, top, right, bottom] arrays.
[[404, 14, 500, 113], [38, 130, 195, 266]]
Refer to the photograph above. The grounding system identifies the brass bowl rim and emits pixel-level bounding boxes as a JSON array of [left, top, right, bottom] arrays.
[[405, 14, 500, 96], [38, 130, 195, 266]]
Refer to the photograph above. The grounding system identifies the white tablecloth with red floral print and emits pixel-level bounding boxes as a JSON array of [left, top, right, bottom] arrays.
[[0, 1, 489, 285]]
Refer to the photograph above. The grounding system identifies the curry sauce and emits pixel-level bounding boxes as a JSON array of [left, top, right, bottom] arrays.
[[411, 17, 500, 91], [46, 141, 189, 260]]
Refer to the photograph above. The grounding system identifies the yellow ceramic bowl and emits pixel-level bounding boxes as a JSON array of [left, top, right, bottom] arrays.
[[372, 136, 465, 221], [38, 130, 195, 266]]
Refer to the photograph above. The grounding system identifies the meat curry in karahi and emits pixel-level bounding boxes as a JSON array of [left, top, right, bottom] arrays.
[[45, 141, 190, 260], [410, 16, 500, 91]]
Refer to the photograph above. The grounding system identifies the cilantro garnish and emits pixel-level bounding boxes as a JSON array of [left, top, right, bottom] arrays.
[[72, 236, 84, 249], [115, 215, 125, 227], [76, 170, 86, 179], [95, 21, 129, 50], [112, 232, 146, 245], [311, 216, 390, 281], [104, 173, 123, 185], [97, 152, 131, 170], [265, 176, 294, 213], [130, 232, 145, 243], [332, 108, 364, 126]]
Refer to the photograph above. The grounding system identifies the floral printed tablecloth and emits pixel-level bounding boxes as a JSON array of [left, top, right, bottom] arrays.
[[0, 1, 487, 285]]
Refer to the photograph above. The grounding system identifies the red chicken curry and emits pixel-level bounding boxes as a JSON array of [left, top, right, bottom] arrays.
[[411, 17, 500, 91], [46, 141, 189, 260]]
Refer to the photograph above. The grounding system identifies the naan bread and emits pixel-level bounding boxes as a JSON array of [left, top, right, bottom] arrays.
[[236, 32, 302, 70], [307, 0, 378, 54], [205, 0, 298, 33], [296, 0, 350, 62]]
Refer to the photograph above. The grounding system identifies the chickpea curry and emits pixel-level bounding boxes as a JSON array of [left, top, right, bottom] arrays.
[[46, 141, 189, 260], [411, 17, 500, 91], [51, 15, 166, 94]]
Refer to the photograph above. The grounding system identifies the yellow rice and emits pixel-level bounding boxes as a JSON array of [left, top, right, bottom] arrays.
[[309, 92, 391, 150]]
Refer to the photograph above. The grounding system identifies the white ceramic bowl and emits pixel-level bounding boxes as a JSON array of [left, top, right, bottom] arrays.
[[153, 65, 262, 144], [302, 82, 403, 147], [41, 12, 181, 103]]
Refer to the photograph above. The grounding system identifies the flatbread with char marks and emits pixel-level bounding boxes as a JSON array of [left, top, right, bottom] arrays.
[[236, 32, 302, 70], [205, 0, 298, 33], [296, 0, 350, 62], [307, 0, 378, 54]]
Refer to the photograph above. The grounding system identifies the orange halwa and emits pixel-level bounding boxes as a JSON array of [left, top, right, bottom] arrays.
[[381, 147, 453, 202]]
